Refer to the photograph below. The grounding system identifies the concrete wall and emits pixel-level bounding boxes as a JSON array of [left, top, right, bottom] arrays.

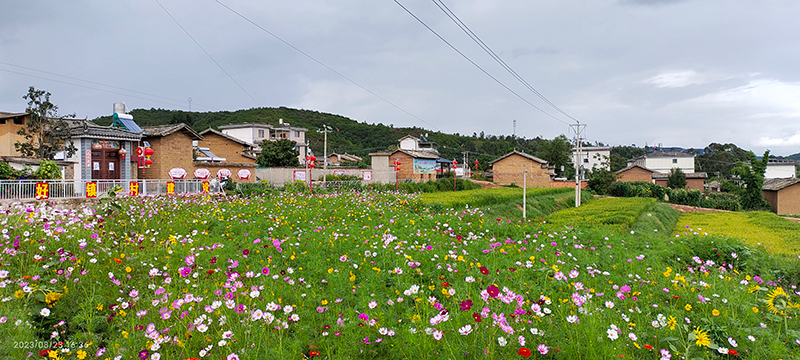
[[644, 158, 695, 173], [492, 154, 551, 187], [766, 164, 797, 179], [572, 148, 610, 171], [254, 167, 396, 186], [222, 128, 255, 144], [0, 115, 26, 156]]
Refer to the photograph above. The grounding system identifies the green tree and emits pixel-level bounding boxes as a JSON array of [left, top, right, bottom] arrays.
[[695, 143, 751, 179], [33, 160, 62, 179], [15, 86, 77, 160], [256, 139, 300, 167], [667, 168, 687, 189], [537, 134, 573, 178], [732, 151, 771, 210]]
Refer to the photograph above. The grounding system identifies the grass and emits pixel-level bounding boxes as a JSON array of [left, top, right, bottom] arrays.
[[420, 187, 588, 220], [673, 211, 800, 256], [542, 197, 657, 232]]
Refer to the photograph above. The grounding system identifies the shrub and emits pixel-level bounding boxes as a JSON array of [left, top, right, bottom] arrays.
[[702, 193, 742, 211], [33, 160, 61, 180], [667, 188, 703, 207]]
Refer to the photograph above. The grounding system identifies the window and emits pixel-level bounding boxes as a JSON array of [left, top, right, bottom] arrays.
[[0, 119, 6, 124], [13, 118, 24, 125], [583, 158, 589, 163], [672, 159, 677, 163], [294, 131, 301, 138], [258, 129, 265, 138]]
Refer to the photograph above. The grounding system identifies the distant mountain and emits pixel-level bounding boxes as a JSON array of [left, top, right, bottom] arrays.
[[786, 152, 800, 160]]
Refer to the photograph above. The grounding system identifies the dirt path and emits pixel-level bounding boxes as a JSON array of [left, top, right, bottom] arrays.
[[468, 179, 502, 188], [666, 204, 732, 213]]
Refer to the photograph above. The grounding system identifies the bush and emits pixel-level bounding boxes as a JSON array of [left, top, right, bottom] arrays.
[[608, 181, 665, 201], [702, 193, 742, 211], [667, 188, 703, 207], [33, 160, 61, 180]]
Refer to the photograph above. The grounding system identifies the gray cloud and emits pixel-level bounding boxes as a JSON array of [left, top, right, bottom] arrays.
[[1, 0, 799, 155]]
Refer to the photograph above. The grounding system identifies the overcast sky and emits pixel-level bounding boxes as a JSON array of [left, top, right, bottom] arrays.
[[2, 0, 799, 155]]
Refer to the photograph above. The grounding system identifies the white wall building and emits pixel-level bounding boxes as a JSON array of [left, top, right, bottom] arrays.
[[571, 146, 611, 171], [217, 120, 309, 164], [766, 159, 798, 179], [629, 149, 695, 173]]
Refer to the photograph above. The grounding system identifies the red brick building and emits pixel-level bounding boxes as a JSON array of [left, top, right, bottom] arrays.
[[489, 151, 554, 188]]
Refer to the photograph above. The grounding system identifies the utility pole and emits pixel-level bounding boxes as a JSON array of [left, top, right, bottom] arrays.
[[317, 125, 333, 185], [513, 120, 517, 137], [570, 122, 587, 207], [523, 164, 527, 219]]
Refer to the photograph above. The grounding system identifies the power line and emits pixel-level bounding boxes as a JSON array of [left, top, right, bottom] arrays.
[[213, 0, 440, 131], [0, 61, 215, 111], [153, 0, 260, 106], [393, 0, 571, 126], [431, 0, 581, 124], [0, 67, 199, 110]]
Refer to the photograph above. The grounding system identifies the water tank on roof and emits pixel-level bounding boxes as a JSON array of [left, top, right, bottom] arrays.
[[113, 102, 127, 114]]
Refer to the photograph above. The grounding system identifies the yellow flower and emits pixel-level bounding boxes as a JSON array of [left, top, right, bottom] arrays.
[[125, 266, 132, 273], [767, 287, 792, 315], [667, 316, 677, 330], [752, 307, 759, 313], [685, 304, 692, 311], [45, 292, 63, 304], [76, 350, 87, 359], [693, 327, 711, 347], [663, 267, 672, 277], [48, 350, 59, 359], [712, 309, 720, 316], [748, 285, 761, 293], [428, 285, 435, 291], [122, 331, 129, 338], [321, 299, 328, 305], [14, 290, 24, 299], [411, 314, 421, 322]]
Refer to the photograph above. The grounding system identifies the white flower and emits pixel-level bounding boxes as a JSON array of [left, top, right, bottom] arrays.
[[433, 330, 443, 340], [151, 353, 161, 360], [197, 323, 208, 333], [222, 330, 233, 339], [728, 337, 738, 347], [628, 333, 638, 341], [497, 336, 507, 346], [566, 315, 579, 324], [748, 335, 755, 342], [458, 324, 473, 335], [717, 347, 729, 354], [40, 308, 51, 317], [607, 329, 619, 341], [284, 305, 294, 314]]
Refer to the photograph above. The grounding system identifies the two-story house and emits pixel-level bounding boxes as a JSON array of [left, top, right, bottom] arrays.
[[218, 120, 309, 165], [571, 146, 611, 171]]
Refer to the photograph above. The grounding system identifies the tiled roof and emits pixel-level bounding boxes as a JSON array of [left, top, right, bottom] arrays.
[[763, 177, 800, 191], [218, 122, 273, 130], [390, 149, 440, 160], [488, 150, 549, 166], [65, 119, 142, 141], [615, 164, 654, 174], [632, 149, 694, 160], [142, 123, 202, 140], [0, 112, 27, 120]]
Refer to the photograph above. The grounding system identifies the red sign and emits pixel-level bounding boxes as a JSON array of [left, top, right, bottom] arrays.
[[237, 169, 251, 180], [129, 182, 139, 196], [86, 182, 98, 198], [35, 182, 49, 200], [167, 182, 175, 195], [168, 167, 187, 179], [202, 181, 210, 193], [217, 168, 232, 179]]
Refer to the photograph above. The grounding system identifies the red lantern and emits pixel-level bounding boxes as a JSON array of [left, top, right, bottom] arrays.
[[144, 159, 153, 167], [144, 148, 154, 157], [118, 148, 128, 159]]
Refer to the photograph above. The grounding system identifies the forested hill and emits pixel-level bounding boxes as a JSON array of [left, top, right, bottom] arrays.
[[92, 107, 559, 171]]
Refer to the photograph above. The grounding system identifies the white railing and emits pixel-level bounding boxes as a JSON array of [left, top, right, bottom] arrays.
[[0, 179, 208, 200]]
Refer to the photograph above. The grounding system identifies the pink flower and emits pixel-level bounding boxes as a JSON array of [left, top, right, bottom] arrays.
[[537, 344, 549, 355]]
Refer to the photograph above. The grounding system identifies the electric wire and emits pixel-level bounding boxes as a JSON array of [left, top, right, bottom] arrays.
[[213, 0, 440, 131], [432, 0, 581, 124], [154, 0, 260, 106], [392, 0, 570, 126], [0, 67, 199, 110], [0, 61, 216, 111]]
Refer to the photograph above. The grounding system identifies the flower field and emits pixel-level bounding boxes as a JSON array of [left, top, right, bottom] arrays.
[[1, 191, 800, 359]]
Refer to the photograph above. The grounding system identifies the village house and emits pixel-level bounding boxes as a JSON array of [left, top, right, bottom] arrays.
[[762, 178, 800, 215], [615, 164, 656, 183], [383, 135, 449, 182], [571, 146, 611, 171], [138, 124, 203, 180], [218, 120, 309, 165], [489, 150, 554, 188], [628, 149, 695, 173], [652, 171, 708, 191], [198, 128, 259, 164]]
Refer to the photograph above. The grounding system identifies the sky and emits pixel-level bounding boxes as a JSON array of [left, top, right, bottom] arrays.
[[2, 0, 799, 156]]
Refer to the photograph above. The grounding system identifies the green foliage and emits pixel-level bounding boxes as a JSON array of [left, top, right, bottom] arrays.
[[0, 162, 18, 180], [609, 145, 647, 171], [421, 187, 571, 210], [630, 202, 680, 235], [587, 167, 617, 195], [536, 134, 573, 178], [323, 174, 361, 181], [667, 188, 703, 207], [32, 160, 61, 180], [695, 143, 753, 179], [256, 139, 300, 167], [674, 211, 800, 256], [667, 168, 687, 189], [703, 193, 742, 211], [15, 86, 77, 160], [609, 181, 666, 201], [733, 151, 771, 210]]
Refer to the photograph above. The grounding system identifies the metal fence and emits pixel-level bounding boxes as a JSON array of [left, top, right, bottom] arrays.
[[0, 179, 208, 200]]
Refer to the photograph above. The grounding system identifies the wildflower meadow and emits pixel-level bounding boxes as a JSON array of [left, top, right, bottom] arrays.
[[1, 190, 799, 359]]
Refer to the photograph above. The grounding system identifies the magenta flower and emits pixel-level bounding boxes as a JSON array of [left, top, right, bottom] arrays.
[[262, 267, 270, 275], [179, 267, 191, 277], [138, 350, 149, 360], [460, 300, 473, 311], [487, 285, 499, 298]]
